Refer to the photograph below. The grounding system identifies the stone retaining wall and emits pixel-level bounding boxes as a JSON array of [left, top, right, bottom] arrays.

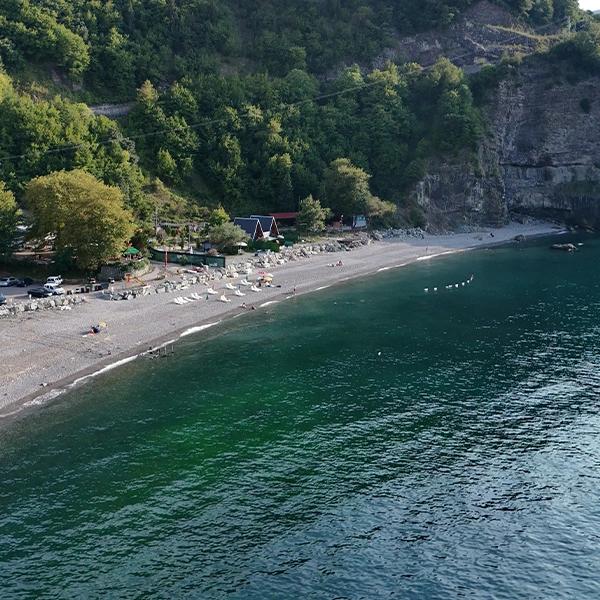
[[0, 294, 87, 318]]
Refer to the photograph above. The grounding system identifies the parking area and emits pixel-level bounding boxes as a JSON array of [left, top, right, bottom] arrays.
[[0, 284, 80, 301]]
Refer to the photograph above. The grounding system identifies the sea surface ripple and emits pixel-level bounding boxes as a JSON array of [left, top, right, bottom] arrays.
[[1, 235, 600, 599]]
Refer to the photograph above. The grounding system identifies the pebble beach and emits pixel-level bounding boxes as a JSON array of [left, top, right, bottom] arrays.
[[0, 222, 561, 421]]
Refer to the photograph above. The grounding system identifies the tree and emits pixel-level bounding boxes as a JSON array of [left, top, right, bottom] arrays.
[[208, 206, 230, 227], [25, 170, 135, 270], [322, 158, 373, 217], [0, 183, 19, 257], [208, 222, 248, 252], [365, 196, 397, 228], [157, 148, 177, 181], [297, 195, 331, 234]]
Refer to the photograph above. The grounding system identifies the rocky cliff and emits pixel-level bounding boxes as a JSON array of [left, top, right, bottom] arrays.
[[378, 1, 551, 74], [413, 58, 600, 230]]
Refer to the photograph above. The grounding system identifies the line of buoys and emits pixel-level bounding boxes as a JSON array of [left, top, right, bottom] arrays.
[[426, 275, 475, 293]]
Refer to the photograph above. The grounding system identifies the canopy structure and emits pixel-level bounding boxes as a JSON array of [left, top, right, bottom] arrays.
[[123, 246, 140, 256]]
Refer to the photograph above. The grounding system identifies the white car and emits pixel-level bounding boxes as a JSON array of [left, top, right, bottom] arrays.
[[0, 276, 18, 287], [46, 275, 63, 286], [43, 283, 65, 295]]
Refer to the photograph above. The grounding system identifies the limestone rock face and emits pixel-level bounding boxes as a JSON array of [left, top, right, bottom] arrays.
[[413, 59, 600, 229]]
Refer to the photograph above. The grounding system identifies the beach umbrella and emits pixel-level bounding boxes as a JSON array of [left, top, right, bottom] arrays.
[[124, 246, 140, 256]]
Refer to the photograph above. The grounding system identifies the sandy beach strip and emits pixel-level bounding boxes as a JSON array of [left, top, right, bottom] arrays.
[[0, 222, 561, 421]]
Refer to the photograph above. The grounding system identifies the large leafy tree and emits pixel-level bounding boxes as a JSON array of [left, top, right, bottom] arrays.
[[322, 158, 374, 217], [25, 170, 135, 270], [0, 182, 19, 257], [296, 195, 331, 234], [208, 222, 248, 251]]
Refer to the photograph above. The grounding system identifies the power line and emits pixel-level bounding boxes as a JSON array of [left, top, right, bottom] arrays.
[[0, 18, 568, 167]]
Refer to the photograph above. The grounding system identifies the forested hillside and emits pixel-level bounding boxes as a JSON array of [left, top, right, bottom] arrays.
[[0, 0, 594, 238], [0, 1, 578, 96]]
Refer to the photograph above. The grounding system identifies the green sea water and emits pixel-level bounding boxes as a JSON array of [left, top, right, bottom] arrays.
[[2, 235, 600, 599]]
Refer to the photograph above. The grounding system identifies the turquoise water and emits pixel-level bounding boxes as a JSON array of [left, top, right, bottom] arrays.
[[2, 236, 600, 598]]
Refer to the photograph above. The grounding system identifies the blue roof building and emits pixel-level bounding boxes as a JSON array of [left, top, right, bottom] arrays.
[[233, 217, 265, 241], [250, 215, 280, 238]]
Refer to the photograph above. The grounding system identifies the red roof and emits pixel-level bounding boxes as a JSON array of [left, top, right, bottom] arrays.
[[269, 212, 298, 220]]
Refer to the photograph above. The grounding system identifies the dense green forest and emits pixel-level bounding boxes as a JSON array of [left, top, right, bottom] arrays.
[[0, 0, 596, 248], [0, 0, 581, 96]]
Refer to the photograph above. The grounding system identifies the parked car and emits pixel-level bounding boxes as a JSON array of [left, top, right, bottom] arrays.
[[43, 283, 65, 295], [0, 293, 6, 305], [46, 275, 63, 286], [0, 276, 18, 287], [16, 277, 34, 287], [28, 287, 53, 298]]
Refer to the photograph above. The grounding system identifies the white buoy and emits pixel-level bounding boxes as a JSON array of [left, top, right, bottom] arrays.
[[461, 282, 465, 286], [377, 351, 382, 356], [455, 284, 459, 288], [424, 288, 429, 293], [433, 287, 438, 292]]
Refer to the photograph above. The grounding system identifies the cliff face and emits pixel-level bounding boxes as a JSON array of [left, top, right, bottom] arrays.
[[378, 1, 543, 74], [414, 60, 600, 230]]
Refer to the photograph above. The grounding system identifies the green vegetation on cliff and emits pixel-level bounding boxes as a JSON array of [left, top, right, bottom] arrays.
[[0, 0, 594, 260]]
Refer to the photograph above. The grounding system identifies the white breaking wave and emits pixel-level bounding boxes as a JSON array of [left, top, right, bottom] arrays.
[[70, 355, 139, 388], [179, 322, 221, 338]]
